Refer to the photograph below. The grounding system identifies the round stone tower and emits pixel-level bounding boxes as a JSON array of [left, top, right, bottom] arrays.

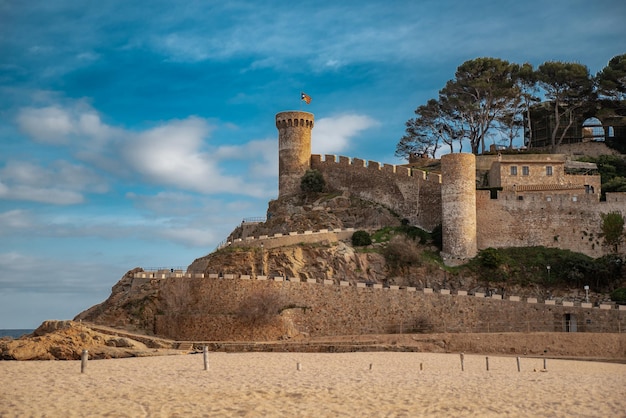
[[441, 153, 477, 262], [276, 111, 314, 197]]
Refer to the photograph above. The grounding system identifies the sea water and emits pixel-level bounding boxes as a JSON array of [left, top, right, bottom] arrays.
[[0, 329, 34, 339]]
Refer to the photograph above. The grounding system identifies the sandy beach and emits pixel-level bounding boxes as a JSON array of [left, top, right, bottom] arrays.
[[2, 352, 624, 417]]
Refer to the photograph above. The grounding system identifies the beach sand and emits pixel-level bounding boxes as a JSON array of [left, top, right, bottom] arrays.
[[2, 352, 624, 417]]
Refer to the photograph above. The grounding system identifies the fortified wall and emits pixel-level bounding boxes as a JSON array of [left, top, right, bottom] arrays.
[[310, 154, 442, 231], [276, 111, 626, 260], [147, 275, 625, 341]]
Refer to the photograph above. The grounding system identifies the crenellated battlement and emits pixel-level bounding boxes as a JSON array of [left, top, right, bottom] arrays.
[[311, 154, 442, 184], [276, 112, 314, 130]]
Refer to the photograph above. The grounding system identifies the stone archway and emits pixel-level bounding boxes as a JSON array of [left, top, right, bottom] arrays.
[[582, 117, 605, 142]]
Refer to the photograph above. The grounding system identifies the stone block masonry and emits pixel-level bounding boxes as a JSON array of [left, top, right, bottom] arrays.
[[152, 276, 623, 341], [311, 154, 442, 231]]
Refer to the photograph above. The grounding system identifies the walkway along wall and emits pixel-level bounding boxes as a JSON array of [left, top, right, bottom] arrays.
[[149, 275, 625, 341]]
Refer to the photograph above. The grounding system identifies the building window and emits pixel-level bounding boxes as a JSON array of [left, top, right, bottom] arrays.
[[517, 195, 524, 201], [522, 166, 529, 176], [510, 166, 518, 176], [572, 196, 578, 202], [546, 196, 552, 202], [546, 166, 553, 176]]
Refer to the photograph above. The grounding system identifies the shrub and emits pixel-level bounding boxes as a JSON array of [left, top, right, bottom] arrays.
[[477, 248, 504, 269], [352, 230, 372, 246], [610, 287, 626, 304], [300, 169, 325, 193], [382, 235, 422, 273]]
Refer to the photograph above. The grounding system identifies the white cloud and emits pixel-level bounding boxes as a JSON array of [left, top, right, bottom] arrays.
[[16, 106, 74, 144], [312, 114, 380, 155], [0, 210, 33, 231], [0, 160, 108, 205], [123, 117, 273, 197], [14, 100, 277, 198]]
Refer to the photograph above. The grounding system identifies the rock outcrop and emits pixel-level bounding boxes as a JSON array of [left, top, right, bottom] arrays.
[[0, 320, 177, 360]]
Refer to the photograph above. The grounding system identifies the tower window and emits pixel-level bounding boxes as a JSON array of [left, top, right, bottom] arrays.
[[546, 166, 553, 176], [522, 166, 529, 176], [510, 166, 517, 176]]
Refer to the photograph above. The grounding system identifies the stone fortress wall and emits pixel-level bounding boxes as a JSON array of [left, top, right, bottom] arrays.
[[310, 154, 442, 231], [276, 111, 626, 260], [132, 273, 625, 341]]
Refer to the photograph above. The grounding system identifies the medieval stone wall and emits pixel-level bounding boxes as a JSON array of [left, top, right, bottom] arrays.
[[310, 154, 442, 231], [275, 111, 625, 259], [476, 191, 626, 257], [152, 277, 624, 341]]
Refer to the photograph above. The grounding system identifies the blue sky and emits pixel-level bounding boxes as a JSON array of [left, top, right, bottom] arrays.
[[1, 0, 624, 328]]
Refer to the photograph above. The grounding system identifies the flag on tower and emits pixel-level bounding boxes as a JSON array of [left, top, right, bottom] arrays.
[[301, 92, 312, 104]]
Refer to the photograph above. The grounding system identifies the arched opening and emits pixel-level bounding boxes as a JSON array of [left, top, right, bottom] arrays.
[[582, 117, 605, 142]]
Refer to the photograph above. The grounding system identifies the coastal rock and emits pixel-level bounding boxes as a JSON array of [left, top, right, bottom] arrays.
[[0, 320, 178, 360]]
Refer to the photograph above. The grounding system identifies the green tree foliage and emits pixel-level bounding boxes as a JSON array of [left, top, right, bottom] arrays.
[[610, 287, 626, 304], [440, 57, 520, 154], [300, 169, 325, 193], [396, 99, 460, 158], [596, 53, 626, 101], [577, 155, 626, 199], [399, 54, 626, 158], [535, 61, 595, 151], [398, 57, 520, 157], [477, 247, 506, 269], [468, 246, 623, 291], [600, 212, 626, 253], [351, 230, 372, 246]]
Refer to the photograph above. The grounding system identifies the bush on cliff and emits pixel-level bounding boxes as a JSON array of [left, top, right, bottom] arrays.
[[300, 169, 326, 193], [352, 230, 372, 246], [610, 287, 626, 304]]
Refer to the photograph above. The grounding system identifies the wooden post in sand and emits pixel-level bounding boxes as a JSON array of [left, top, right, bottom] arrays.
[[485, 356, 490, 371], [203, 346, 209, 371], [516, 357, 521, 372], [543, 358, 547, 371], [297, 362, 302, 371], [81, 349, 88, 374], [460, 353, 464, 371]]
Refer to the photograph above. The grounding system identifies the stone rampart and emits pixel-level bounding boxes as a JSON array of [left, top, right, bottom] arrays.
[[311, 154, 442, 231], [476, 190, 626, 257], [219, 228, 356, 250], [151, 275, 625, 341]]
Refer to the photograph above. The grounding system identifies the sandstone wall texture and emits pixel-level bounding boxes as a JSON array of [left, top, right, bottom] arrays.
[[310, 154, 442, 231], [152, 278, 624, 341], [477, 191, 626, 257], [276, 111, 314, 197], [441, 153, 477, 261]]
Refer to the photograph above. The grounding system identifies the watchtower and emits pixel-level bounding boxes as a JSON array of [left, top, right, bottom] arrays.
[[441, 153, 477, 262], [276, 111, 314, 197]]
